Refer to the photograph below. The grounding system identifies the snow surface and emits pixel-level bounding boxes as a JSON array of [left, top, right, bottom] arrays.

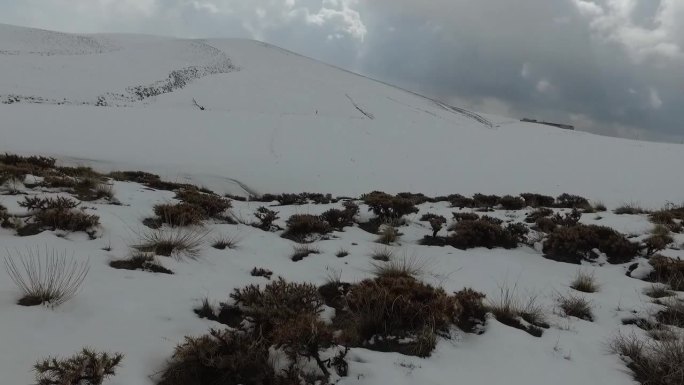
[[2, 24, 684, 207], [1, 23, 683, 385]]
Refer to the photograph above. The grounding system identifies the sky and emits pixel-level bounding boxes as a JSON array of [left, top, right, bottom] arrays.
[[1, 0, 682, 142]]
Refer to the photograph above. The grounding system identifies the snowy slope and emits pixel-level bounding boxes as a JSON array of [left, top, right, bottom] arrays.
[[1, 24, 684, 207], [1, 24, 683, 385]]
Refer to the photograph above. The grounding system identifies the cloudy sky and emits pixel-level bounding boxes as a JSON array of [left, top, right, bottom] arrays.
[[2, 0, 682, 142]]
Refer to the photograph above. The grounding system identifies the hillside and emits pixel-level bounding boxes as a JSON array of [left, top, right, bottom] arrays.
[[2, 24, 684, 206], [1, 24, 683, 385]]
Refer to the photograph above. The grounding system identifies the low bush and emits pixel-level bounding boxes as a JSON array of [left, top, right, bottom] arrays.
[[499, 195, 526, 210], [282, 214, 331, 242], [520, 193, 555, 207], [250, 267, 273, 279], [452, 212, 480, 222], [253, 206, 279, 231], [176, 189, 232, 218], [535, 217, 557, 233], [448, 194, 475, 209], [615, 203, 649, 215], [649, 210, 683, 233], [656, 300, 684, 328], [4, 247, 89, 306], [109, 253, 172, 274], [321, 201, 358, 230], [454, 288, 487, 333], [556, 292, 593, 321], [230, 278, 324, 334], [570, 270, 599, 293], [551, 209, 582, 227], [30, 209, 100, 233], [338, 275, 460, 357], [648, 255, 684, 291], [428, 216, 447, 237], [472, 193, 500, 208], [34, 348, 123, 385], [542, 224, 639, 264], [525, 207, 554, 223], [153, 203, 205, 227], [609, 332, 684, 385], [19, 196, 79, 211], [448, 220, 528, 250], [644, 227, 674, 256], [555, 193, 590, 209], [361, 191, 419, 220], [157, 328, 278, 385]]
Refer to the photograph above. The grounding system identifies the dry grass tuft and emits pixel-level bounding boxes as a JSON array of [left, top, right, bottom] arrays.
[[291, 244, 321, 262], [134, 227, 208, 260], [4, 247, 89, 307], [556, 292, 594, 321], [34, 348, 123, 385], [609, 331, 684, 385], [570, 270, 599, 293]]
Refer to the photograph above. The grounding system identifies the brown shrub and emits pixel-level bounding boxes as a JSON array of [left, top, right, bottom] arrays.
[[555, 193, 590, 209], [535, 217, 557, 233], [271, 313, 336, 377], [452, 212, 480, 222], [499, 195, 526, 210], [472, 193, 500, 208], [614, 203, 650, 215], [361, 191, 419, 219], [230, 278, 323, 336], [176, 189, 231, 218], [649, 255, 684, 291], [525, 207, 554, 223], [321, 202, 358, 230], [542, 224, 638, 264], [19, 196, 79, 211], [34, 348, 123, 385], [428, 216, 447, 237], [253, 206, 280, 231], [644, 230, 674, 256], [158, 328, 277, 385], [339, 275, 460, 357], [31, 209, 100, 233], [282, 214, 331, 242], [153, 203, 205, 227], [448, 194, 476, 209], [551, 209, 582, 227], [1, 153, 56, 169], [448, 220, 528, 250], [650, 210, 683, 233], [520, 193, 555, 207], [454, 288, 487, 333]]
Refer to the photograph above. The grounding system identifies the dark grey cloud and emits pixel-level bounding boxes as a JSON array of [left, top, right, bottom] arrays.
[[0, 0, 682, 142]]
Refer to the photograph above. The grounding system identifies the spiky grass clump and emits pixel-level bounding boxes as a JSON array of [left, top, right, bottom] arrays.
[[250, 267, 273, 279], [614, 203, 650, 215], [487, 283, 548, 337], [291, 244, 321, 262], [135, 227, 208, 260], [4, 247, 89, 307], [34, 348, 123, 385], [336, 248, 349, 258], [370, 253, 427, 279], [570, 270, 599, 293], [644, 284, 674, 299], [376, 224, 399, 244], [556, 292, 594, 321], [211, 234, 240, 250], [609, 332, 684, 385], [370, 245, 395, 261]]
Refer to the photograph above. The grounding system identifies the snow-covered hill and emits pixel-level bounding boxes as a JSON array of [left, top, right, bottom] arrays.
[[2, 24, 684, 207], [1, 24, 683, 385]]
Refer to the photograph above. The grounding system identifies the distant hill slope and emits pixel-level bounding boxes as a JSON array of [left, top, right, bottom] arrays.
[[1, 23, 683, 206]]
